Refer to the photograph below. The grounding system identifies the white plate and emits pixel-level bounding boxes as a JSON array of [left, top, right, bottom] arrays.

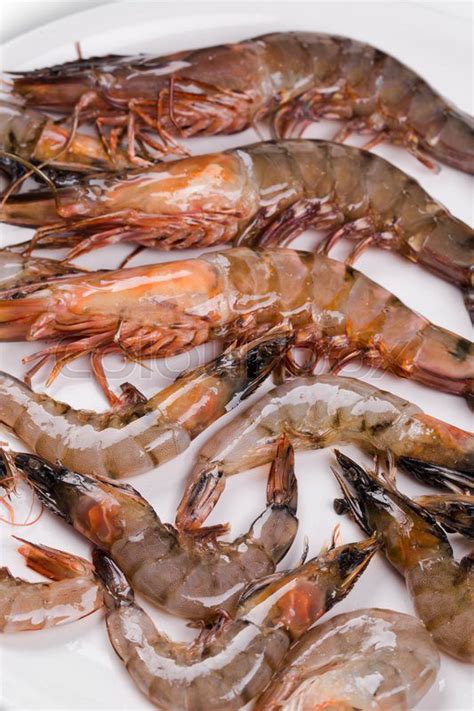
[[0, 2, 472, 709]]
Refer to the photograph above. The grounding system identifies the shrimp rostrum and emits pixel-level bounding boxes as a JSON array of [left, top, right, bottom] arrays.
[[92, 532, 377, 711], [2, 141, 472, 316], [333, 450, 474, 663], [0, 537, 102, 632], [176, 374, 474, 531], [9, 436, 299, 622], [1, 247, 471, 406], [10, 32, 474, 173], [0, 334, 288, 471], [255, 608, 440, 710]]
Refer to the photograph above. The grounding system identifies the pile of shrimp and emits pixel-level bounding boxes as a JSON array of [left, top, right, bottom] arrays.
[[0, 24, 473, 711]]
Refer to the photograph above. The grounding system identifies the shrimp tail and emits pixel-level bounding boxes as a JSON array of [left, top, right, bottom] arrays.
[[0, 153, 83, 193], [0, 249, 86, 294], [174, 463, 224, 532], [266, 433, 298, 515], [333, 450, 450, 549], [415, 494, 474, 539], [397, 457, 474, 494], [13, 536, 95, 580], [92, 548, 134, 608], [12, 453, 71, 521], [176, 430, 297, 533]]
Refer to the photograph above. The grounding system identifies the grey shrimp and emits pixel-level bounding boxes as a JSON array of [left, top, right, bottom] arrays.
[[333, 450, 474, 662], [176, 374, 473, 531], [9, 437, 299, 622]]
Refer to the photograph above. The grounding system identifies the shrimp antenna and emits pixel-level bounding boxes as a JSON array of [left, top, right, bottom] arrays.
[[0, 151, 59, 208]]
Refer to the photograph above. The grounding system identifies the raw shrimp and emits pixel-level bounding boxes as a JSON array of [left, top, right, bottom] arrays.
[[0, 247, 470, 406], [0, 99, 131, 184], [255, 608, 440, 710], [175, 374, 474, 531], [10, 436, 299, 622], [333, 450, 474, 662], [11, 32, 474, 173], [2, 141, 472, 315], [0, 334, 287, 471], [0, 537, 102, 632], [92, 532, 378, 711]]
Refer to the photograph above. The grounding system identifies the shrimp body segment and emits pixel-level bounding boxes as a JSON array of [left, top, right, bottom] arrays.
[[334, 451, 474, 662], [0, 335, 287, 474], [92, 533, 377, 710], [11, 439, 299, 622], [255, 608, 440, 710], [0, 248, 471, 405], [176, 374, 474, 530], [11, 32, 474, 173], [1, 539, 102, 632], [2, 140, 472, 312]]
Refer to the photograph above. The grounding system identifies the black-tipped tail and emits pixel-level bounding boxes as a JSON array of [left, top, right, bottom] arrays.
[[267, 434, 298, 515], [92, 549, 133, 607], [398, 457, 474, 494]]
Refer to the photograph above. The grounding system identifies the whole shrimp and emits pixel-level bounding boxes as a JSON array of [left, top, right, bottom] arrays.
[[0, 99, 132, 185], [333, 450, 474, 662], [11, 32, 474, 173], [11, 437, 299, 622], [0, 248, 472, 404], [175, 374, 474, 531], [92, 532, 377, 711], [0, 334, 287, 470], [1, 537, 102, 632], [255, 608, 440, 710], [2, 141, 472, 316]]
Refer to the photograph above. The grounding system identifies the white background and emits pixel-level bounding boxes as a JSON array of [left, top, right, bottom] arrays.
[[0, 2, 473, 710], [1, 0, 473, 45]]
